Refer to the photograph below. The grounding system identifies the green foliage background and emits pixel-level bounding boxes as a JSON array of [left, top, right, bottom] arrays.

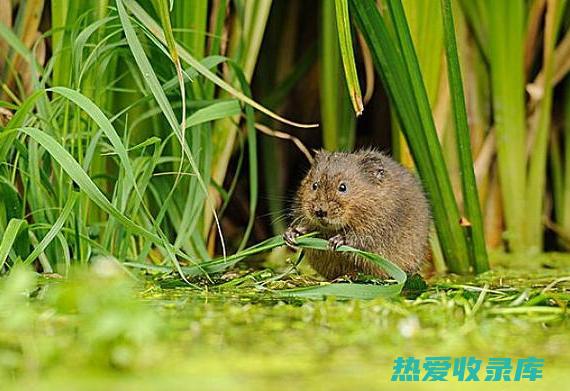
[[0, 0, 569, 277]]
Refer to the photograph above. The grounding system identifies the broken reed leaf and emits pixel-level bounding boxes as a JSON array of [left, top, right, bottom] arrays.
[[124, 233, 408, 300]]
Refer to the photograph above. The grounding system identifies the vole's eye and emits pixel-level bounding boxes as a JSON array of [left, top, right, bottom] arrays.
[[338, 183, 347, 193], [312, 182, 318, 191]]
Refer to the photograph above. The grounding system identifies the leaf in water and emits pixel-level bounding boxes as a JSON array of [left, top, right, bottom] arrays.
[[273, 282, 404, 300]]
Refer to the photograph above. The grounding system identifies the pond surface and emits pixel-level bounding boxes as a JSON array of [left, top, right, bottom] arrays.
[[1, 253, 569, 390]]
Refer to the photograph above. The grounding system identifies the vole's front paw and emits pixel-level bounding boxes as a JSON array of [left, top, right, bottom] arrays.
[[328, 234, 346, 251], [283, 226, 307, 249], [332, 271, 359, 282]]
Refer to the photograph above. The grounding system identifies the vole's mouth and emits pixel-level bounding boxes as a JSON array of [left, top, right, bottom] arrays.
[[311, 216, 344, 230]]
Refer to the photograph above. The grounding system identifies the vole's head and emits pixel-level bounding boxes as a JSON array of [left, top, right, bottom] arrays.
[[297, 149, 385, 230]]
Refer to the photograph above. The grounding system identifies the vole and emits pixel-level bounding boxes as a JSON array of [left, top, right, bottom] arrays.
[[283, 149, 431, 280]]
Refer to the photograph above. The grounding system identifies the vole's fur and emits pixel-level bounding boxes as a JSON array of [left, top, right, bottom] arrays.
[[284, 149, 431, 279]]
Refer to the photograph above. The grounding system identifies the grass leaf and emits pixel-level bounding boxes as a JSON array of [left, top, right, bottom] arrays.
[[18, 127, 160, 243], [123, 0, 318, 129], [335, 0, 363, 116], [440, 0, 488, 272], [186, 100, 241, 129], [49, 87, 139, 192], [24, 192, 78, 265], [0, 219, 26, 269]]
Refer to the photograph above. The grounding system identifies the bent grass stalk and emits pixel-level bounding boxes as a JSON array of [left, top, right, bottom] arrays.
[[125, 233, 408, 300], [335, 0, 364, 116]]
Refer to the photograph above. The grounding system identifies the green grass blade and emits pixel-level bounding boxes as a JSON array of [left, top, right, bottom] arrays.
[[115, 4, 202, 185], [0, 21, 36, 63], [185, 100, 241, 129], [154, 0, 187, 155], [51, 0, 83, 87], [123, 0, 317, 129], [458, 0, 489, 61], [440, 0, 488, 273], [117, 0, 228, 260], [173, 0, 207, 60], [204, 0, 228, 99], [154, 0, 180, 65], [402, 0, 444, 106], [321, 0, 341, 150], [24, 192, 78, 265], [242, 0, 273, 81], [275, 236, 406, 299], [19, 126, 195, 283], [18, 127, 160, 243], [335, 0, 363, 116], [49, 87, 138, 192], [162, 56, 229, 92], [393, 0, 444, 170], [0, 90, 44, 162], [0, 219, 26, 270], [73, 16, 116, 80], [274, 282, 403, 300], [0, 179, 22, 224]]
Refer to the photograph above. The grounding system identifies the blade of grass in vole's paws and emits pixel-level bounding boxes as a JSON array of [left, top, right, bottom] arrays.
[[283, 226, 308, 250], [328, 234, 346, 250]]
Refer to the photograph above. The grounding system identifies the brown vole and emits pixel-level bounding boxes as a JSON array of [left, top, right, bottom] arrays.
[[283, 149, 431, 279]]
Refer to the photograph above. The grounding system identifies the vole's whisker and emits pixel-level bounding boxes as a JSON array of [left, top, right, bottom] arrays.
[[257, 210, 288, 219], [270, 215, 290, 226]]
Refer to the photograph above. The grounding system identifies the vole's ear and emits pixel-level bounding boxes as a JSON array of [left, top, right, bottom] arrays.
[[312, 148, 330, 163], [358, 151, 385, 182]]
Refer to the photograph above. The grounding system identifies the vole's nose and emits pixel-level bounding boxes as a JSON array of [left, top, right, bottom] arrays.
[[314, 208, 327, 218]]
